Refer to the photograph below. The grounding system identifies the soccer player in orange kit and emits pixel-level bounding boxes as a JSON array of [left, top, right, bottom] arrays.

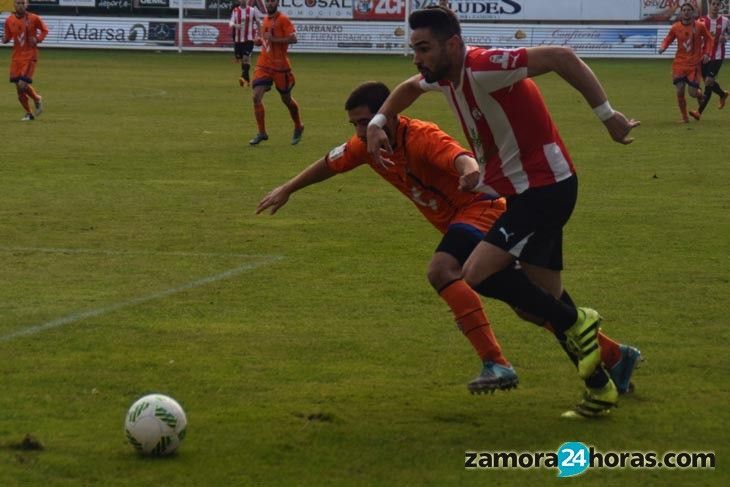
[[658, 2, 713, 122], [2, 0, 48, 121], [249, 0, 304, 146]]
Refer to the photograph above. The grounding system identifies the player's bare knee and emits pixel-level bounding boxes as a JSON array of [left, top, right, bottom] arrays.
[[426, 262, 458, 290]]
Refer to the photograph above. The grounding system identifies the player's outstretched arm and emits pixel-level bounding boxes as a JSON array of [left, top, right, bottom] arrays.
[[525, 46, 640, 144], [255, 158, 336, 215], [366, 75, 425, 167]]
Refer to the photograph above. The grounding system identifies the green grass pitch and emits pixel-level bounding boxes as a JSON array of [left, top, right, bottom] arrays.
[[0, 48, 727, 486]]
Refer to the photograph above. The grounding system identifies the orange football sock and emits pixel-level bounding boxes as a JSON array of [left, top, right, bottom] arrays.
[[597, 333, 622, 368], [285, 98, 302, 129], [677, 94, 688, 118], [25, 85, 40, 102], [254, 101, 266, 134], [439, 280, 508, 365]]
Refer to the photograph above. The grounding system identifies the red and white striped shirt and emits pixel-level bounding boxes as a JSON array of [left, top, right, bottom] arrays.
[[700, 15, 729, 60], [419, 46, 575, 197], [229, 5, 262, 43]]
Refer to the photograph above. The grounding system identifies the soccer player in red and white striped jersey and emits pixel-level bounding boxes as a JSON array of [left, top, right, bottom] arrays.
[[229, 0, 263, 86], [258, 81, 641, 405], [367, 6, 640, 417], [697, 0, 730, 113]]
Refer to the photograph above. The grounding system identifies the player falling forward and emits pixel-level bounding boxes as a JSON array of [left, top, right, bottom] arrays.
[[249, 0, 304, 146], [367, 7, 641, 417], [257, 81, 642, 418], [2, 0, 47, 121], [658, 2, 713, 122], [695, 0, 730, 117], [229, 0, 263, 87]]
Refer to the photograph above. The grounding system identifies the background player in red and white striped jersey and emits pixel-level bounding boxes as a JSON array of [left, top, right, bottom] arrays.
[[367, 6, 639, 417], [695, 0, 730, 115], [229, 0, 263, 87]]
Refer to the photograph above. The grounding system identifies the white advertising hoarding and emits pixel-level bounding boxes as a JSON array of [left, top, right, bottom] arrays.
[[169, 0, 206, 8], [3, 15, 727, 57], [277, 0, 644, 21], [22, 16, 177, 49], [59, 0, 96, 6]]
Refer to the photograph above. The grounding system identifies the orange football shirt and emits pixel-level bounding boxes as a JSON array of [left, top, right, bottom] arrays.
[[325, 116, 504, 234], [257, 11, 295, 72], [661, 20, 713, 67], [3, 12, 48, 61]]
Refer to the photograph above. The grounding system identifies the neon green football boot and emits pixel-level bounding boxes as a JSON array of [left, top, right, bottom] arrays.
[[564, 307, 602, 379], [561, 376, 619, 419]]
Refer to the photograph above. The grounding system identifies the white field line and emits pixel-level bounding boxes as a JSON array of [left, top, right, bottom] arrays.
[[0, 246, 260, 259], [0, 256, 283, 342]]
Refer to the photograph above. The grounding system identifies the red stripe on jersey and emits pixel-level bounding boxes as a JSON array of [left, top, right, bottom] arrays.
[[459, 71, 517, 196], [237, 9, 243, 43], [244, 7, 252, 40]]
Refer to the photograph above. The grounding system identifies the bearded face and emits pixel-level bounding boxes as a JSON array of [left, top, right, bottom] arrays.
[[265, 0, 279, 15]]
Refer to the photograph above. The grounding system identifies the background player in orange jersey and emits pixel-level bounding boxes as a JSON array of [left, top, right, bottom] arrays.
[[2, 0, 47, 121], [257, 82, 642, 413], [249, 0, 304, 146], [658, 2, 713, 122]]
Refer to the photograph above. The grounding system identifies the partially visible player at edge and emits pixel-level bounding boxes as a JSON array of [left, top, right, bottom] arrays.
[[366, 6, 640, 418], [695, 0, 730, 116], [2, 0, 47, 121], [258, 81, 642, 418], [249, 0, 304, 146], [229, 0, 263, 87], [658, 2, 713, 122]]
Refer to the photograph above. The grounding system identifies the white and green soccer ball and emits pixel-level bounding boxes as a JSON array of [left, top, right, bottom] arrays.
[[124, 393, 187, 456]]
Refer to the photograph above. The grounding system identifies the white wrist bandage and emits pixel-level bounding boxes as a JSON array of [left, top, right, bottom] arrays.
[[368, 113, 387, 129], [592, 101, 615, 122]]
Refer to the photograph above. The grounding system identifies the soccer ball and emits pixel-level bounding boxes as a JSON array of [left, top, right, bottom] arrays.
[[124, 394, 187, 456]]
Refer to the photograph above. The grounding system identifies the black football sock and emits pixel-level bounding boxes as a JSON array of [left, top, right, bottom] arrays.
[[713, 82, 725, 96], [560, 289, 576, 308], [243, 63, 250, 82], [585, 365, 610, 389], [473, 267, 578, 332]]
